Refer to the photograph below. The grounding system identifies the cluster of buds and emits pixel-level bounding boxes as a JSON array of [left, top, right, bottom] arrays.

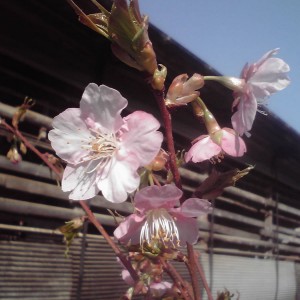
[[6, 135, 26, 164], [119, 252, 179, 299], [67, 0, 157, 75]]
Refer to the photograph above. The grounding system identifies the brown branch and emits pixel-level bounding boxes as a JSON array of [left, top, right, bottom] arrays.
[[148, 87, 182, 191]]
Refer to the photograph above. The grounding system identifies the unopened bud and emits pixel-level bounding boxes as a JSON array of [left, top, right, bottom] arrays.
[[165, 73, 204, 106], [7, 146, 22, 164], [38, 127, 47, 140]]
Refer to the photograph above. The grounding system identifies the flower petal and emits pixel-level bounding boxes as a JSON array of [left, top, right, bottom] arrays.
[[221, 128, 247, 157], [114, 214, 145, 245], [231, 93, 257, 136], [80, 84, 127, 133], [174, 215, 199, 245], [48, 108, 93, 164], [62, 161, 100, 200], [171, 198, 212, 217], [97, 156, 140, 203], [249, 57, 290, 99], [120, 111, 163, 166], [134, 184, 182, 214], [185, 135, 221, 163]]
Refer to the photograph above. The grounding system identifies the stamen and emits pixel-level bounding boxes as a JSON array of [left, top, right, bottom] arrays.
[[140, 208, 180, 251], [79, 131, 118, 173]]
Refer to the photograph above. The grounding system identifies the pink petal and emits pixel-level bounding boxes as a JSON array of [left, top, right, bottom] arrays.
[[254, 48, 279, 70], [231, 93, 257, 136], [249, 57, 290, 98], [173, 215, 199, 245], [48, 108, 93, 164], [175, 93, 199, 105], [185, 136, 221, 163], [172, 198, 211, 218], [120, 111, 163, 166], [113, 214, 145, 244], [182, 73, 204, 93], [166, 74, 187, 101], [62, 162, 100, 200], [98, 156, 140, 203], [134, 184, 182, 214], [80, 84, 127, 134], [221, 128, 247, 157]]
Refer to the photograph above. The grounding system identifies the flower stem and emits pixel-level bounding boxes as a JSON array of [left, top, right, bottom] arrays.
[[1, 119, 139, 281]]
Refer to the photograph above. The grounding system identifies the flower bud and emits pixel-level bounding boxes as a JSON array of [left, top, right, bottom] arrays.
[[7, 146, 22, 164], [165, 73, 204, 106]]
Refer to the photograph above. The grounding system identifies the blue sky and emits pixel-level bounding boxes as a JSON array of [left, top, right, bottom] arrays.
[[139, 0, 300, 134]]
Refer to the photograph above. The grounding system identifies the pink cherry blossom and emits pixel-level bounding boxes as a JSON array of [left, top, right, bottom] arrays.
[[48, 84, 163, 203], [231, 48, 290, 136], [185, 127, 246, 163], [114, 184, 211, 248]]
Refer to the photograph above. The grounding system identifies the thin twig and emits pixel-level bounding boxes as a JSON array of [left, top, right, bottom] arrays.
[[79, 201, 139, 281], [1, 120, 61, 175], [187, 243, 201, 300], [194, 251, 214, 300]]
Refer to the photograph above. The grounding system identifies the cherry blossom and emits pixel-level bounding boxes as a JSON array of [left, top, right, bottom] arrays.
[[232, 48, 290, 135], [114, 184, 211, 249], [185, 127, 246, 163], [204, 49, 290, 136], [49, 84, 163, 203]]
